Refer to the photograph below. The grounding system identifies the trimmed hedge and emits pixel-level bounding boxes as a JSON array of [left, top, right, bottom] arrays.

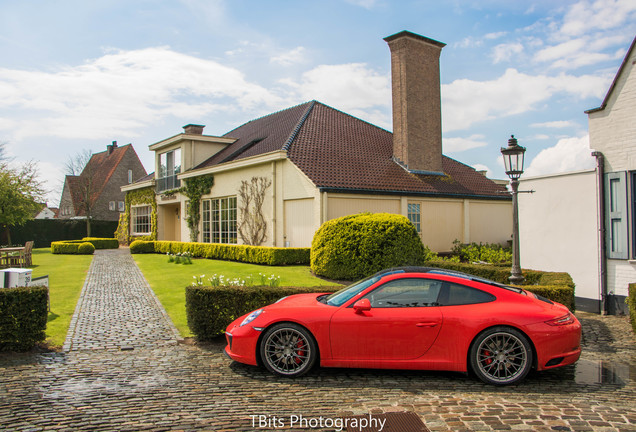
[[628, 283, 636, 333], [311, 213, 425, 280], [51, 237, 118, 254], [51, 241, 94, 255], [129, 240, 310, 265], [80, 237, 119, 249], [425, 260, 575, 310], [186, 285, 338, 340], [0, 286, 49, 351]]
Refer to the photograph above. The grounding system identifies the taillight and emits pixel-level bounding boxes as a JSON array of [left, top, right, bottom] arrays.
[[545, 313, 575, 326]]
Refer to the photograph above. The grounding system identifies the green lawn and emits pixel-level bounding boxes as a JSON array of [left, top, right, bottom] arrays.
[[30, 248, 93, 347], [133, 254, 340, 337]]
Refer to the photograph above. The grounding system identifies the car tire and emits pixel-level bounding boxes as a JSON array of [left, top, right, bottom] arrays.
[[260, 323, 318, 377], [469, 326, 533, 385]]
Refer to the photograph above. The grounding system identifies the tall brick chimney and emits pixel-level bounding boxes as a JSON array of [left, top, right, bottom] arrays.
[[384, 31, 445, 175]]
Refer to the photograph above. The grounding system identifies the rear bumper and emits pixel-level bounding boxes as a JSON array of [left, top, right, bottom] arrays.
[[527, 317, 582, 371]]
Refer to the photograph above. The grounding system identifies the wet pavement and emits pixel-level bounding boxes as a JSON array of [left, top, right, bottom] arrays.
[[0, 249, 634, 431]]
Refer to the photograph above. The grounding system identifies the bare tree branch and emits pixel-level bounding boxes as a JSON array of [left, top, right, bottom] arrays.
[[238, 177, 271, 246]]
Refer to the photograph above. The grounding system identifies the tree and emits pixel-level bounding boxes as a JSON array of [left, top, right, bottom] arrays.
[[0, 143, 46, 245], [238, 176, 271, 246], [64, 150, 95, 237]]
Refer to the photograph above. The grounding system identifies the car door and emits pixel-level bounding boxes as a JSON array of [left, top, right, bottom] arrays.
[[329, 277, 443, 360]]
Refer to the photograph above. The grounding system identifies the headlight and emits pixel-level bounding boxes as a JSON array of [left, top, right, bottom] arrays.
[[240, 309, 263, 327]]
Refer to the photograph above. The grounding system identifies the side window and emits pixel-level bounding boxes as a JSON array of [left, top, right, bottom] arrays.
[[437, 283, 495, 306], [362, 278, 442, 308]]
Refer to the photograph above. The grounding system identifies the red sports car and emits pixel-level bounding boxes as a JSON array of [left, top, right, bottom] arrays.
[[224, 267, 581, 385]]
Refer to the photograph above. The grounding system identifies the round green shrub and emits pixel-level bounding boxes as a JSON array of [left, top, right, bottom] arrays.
[[129, 240, 155, 254], [310, 213, 425, 280], [77, 242, 95, 255]]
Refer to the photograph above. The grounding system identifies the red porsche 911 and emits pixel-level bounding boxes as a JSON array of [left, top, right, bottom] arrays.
[[224, 267, 581, 385]]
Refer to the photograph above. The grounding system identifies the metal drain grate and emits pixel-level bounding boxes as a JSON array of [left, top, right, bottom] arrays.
[[344, 411, 429, 432]]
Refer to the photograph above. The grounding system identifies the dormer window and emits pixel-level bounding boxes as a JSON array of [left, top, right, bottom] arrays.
[[157, 148, 181, 192]]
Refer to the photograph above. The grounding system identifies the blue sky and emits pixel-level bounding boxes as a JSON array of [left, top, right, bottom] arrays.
[[1, 0, 635, 205]]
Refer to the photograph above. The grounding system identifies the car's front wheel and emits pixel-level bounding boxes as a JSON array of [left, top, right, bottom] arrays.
[[470, 326, 533, 385], [260, 323, 317, 377]]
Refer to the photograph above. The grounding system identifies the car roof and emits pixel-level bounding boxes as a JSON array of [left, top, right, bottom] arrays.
[[374, 266, 524, 294]]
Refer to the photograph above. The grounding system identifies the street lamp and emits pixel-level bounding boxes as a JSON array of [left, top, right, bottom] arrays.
[[501, 135, 526, 284]]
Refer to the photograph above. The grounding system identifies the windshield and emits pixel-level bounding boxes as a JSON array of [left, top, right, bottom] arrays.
[[326, 275, 382, 306]]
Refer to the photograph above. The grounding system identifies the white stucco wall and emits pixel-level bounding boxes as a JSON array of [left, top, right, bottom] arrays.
[[519, 170, 600, 303], [587, 41, 636, 300]]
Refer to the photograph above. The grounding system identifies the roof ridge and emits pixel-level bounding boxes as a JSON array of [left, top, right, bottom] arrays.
[[282, 100, 316, 152], [314, 100, 392, 134], [222, 101, 315, 137]]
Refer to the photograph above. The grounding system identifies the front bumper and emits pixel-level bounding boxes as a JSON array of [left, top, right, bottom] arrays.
[[224, 324, 261, 366]]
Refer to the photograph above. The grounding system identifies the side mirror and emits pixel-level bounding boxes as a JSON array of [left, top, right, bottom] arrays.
[[353, 298, 371, 314]]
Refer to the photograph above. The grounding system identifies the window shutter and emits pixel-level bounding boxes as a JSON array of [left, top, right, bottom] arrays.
[[605, 171, 628, 259]]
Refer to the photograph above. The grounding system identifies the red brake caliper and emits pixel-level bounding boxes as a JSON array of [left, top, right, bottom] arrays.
[[295, 340, 306, 364]]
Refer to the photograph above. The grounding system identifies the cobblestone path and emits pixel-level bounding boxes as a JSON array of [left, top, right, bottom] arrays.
[[0, 252, 634, 431], [63, 248, 180, 352]]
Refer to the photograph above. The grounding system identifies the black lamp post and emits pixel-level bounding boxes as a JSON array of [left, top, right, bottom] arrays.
[[501, 135, 526, 284]]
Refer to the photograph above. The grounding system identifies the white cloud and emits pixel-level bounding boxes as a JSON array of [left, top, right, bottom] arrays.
[[524, 135, 596, 176], [442, 68, 609, 132], [472, 163, 493, 178], [270, 46, 307, 66], [484, 31, 507, 40], [344, 0, 380, 8], [530, 120, 577, 128], [443, 134, 488, 153], [285, 63, 390, 112], [492, 42, 524, 63], [561, 0, 636, 37], [0, 47, 281, 141]]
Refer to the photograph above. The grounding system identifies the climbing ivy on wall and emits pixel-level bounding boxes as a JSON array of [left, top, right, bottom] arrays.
[[181, 175, 214, 242], [115, 187, 157, 244]]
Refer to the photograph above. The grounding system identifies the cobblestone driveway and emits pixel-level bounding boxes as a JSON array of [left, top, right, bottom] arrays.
[[0, 249, 634, 431]]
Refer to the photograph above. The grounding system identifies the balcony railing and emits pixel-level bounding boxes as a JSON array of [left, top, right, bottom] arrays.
[[156, 175, 181, 193]]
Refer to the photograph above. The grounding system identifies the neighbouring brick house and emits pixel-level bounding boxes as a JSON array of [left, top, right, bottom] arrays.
[[59, 142, 147, 222], [122, 31, 512, 251], [519, 34, 636, 315]]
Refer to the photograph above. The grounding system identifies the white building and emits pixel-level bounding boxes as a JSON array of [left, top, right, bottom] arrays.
[[519, 35, 636, 314]]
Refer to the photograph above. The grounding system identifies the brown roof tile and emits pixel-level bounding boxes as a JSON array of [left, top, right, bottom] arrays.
[[196, 101, 509, 200]]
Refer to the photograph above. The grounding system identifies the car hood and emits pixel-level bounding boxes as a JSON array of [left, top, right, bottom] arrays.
[[265, 292, 329, 310]]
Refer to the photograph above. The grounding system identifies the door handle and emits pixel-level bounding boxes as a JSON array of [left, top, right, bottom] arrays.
[[416, 322, 438, 327]]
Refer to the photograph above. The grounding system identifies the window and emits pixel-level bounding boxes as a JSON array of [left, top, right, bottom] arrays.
[[605, 172, 628, 259], [131, 205, 152, 235], [362, 278, 442, 308], [109, 201, 116, 211], [118, 201, 125, 212], [128, 169, 133, 184], [436, 283, 495, 306], [633, 172, 636, 259], [202, 200, 211, 243], [202, 197, 237, 244], [157, 148, 181, 192], [408, 203, 421, 233]]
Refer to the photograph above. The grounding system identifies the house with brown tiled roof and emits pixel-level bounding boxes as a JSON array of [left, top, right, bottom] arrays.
[[59, 142, 147, 222], [122, 31, 512, 251]]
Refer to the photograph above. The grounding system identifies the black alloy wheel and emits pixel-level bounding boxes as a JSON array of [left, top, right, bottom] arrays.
[[260, 323, 317, 377], [470, 326, 533, 385]]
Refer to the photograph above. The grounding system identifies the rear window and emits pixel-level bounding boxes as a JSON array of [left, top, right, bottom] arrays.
[[437, 283, 496, 306]]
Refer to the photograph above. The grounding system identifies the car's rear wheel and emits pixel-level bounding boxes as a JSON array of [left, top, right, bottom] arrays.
[[470, 326, 532, 385], [260, 323, 317, 377]]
